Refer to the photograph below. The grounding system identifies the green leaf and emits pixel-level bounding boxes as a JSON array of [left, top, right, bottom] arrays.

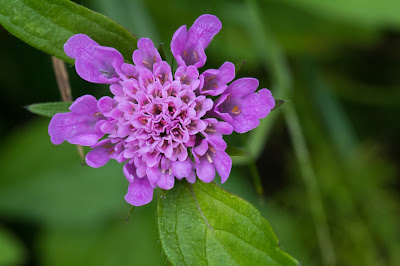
[[0, 227, 25, 265], [0, 120, 126, 228], [226, 146, 249, 157], [158, 180, 299, 266], [38, 201, 167, 266], [0, 0, 138, 64], [27, 102, 72, 117]]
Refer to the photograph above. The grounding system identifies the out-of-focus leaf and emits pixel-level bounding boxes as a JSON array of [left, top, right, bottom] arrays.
[[38, 201, 167, 266], [277, 0, 400, 28], [27, 102, 72, 117], [0, 227, 25, 265], [158, 180, 299, 266], [231, 113, 278, 165], [226, 145, 249, 157], [221, 2, 379, 60], [93, 0, 160, 43], [299, 61, 357, 158], [324, 72, 400, 106], [0, 0, 138, 64], [0, 120, 126, 228]]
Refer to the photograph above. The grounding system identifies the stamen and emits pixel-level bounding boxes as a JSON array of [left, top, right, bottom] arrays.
[[193, 50, 198, 61], [157, 75, 163, 84], [168, 168, 172, 175], [93, 112, 102, 117], [226, 94, 231, 100], [180, 110, 187, 120], [161, 169, 166, 174], [205, 153, 213, 163], [183, 50, 188, 58], [205, 126, 217, 133], [162, 141, 168, 150], [102, 144, 114, 149], [142, 60, 152, 68], [209, 146, 216, 154], [145, 78, 154, 87], [182, 96, 189, 104], [108, 150, 115, 155], [189, 120, 197, 130], [232, 106, 241, 115], [153, 55, 157, 63], [139, 117, 148, 125], [205, 75, 216, 83], [164, 73, 169, 84], [195, 102, 202, 112], [177, 145, 183, 154]]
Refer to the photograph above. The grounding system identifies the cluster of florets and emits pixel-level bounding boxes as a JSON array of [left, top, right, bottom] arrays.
[[48, 15, 275, 206]]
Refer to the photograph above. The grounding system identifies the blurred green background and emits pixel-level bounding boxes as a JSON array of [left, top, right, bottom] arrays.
[[0, 0, 399, 265]]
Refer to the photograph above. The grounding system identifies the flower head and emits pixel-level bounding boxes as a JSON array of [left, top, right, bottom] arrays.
[[48, 15, 275, 206]]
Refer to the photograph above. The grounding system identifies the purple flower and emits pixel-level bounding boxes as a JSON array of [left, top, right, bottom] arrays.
[[49, 14, 275, 206]]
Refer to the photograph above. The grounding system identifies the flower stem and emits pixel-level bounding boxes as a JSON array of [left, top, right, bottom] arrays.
[[126, 205, 135, 223], [248, 156, 265, 204], [51, 56, 72, 102]]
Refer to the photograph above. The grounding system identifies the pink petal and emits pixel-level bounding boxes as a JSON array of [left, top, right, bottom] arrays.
[[86, 145, 111, 168], [171, 15, 221, 68], [196, 156, 215, 183], [213, 151, 232, 183], [171, 158, 192, 179], [133, 38, 161, 71], [124, 177, 154, 206], [157, 173, 175, 190], [123, 161, 137, 182], [64, 34, 123, 84]]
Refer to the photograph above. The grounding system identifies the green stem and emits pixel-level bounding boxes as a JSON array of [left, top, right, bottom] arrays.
[[248, 156, 265, 203], [126, 205, 135, 223], [245, 0, 336, 265], [283, 104, 336, 266]]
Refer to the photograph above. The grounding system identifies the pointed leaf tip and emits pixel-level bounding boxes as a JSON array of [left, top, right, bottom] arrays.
[[235, 60, 247, 75], [27, 102, 72, 117], [272, 99, 285, 111], [226, 146, 250, 157]]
